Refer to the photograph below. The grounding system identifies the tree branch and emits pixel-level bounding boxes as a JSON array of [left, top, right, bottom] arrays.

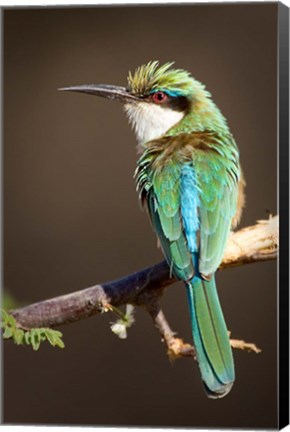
[[220, 215, 278, 268], [11, 215, 278, 354]]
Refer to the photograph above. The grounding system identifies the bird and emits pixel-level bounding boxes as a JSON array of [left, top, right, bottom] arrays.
[[60, 61, 245, 398]]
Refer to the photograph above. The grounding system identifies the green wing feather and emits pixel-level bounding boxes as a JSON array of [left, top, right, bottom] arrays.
[[193, 141, 239, 277], [147, 190, 194, 281]]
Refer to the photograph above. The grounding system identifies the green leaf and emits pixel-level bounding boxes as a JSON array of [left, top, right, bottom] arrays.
[[1, 309, 16, 331], [3, 326, 13, 339], [1, 309, 65, 350], [6, 314, 16, 327], [24, 331, 31, 345], [53, 336, 65, 349], [44, 329, 65, 348], [30, 329, 41, 351], [13, 328, 24, 345], [44, 329, 56, 346], [39, 329, 47, 342]]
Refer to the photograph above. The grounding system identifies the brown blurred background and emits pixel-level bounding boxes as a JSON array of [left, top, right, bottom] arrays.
[[3, 3, 277, 428]]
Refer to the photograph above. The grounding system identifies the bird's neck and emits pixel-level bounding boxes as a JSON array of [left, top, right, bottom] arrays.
[[168, 97, 229, 138]]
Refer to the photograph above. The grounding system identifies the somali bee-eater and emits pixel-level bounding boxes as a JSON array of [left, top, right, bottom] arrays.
[[61, 61, 245, 398]]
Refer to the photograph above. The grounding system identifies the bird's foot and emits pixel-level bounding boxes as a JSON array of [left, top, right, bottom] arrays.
[[167, 337, 195, 361]]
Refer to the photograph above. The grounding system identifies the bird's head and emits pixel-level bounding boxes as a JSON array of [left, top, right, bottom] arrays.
[[60, 61, 214, 147]]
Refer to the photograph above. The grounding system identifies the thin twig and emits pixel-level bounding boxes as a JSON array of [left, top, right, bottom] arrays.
[[145, 300, 195, 359]]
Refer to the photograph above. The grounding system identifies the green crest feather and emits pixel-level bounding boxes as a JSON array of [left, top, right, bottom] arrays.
[[128, 60, 205, 97]]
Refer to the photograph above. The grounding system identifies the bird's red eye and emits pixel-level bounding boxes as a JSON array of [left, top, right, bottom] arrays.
[[152, 91, 168, 104]]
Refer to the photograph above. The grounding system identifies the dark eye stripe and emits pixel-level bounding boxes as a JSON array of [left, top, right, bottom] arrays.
[[167, 95, 190, 112]]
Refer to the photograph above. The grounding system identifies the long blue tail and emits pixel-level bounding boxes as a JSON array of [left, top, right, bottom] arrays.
[[186, 275, 235, 398]]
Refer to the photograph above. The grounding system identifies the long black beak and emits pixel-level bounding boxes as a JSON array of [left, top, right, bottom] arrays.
[[58, 84, 139, 103]]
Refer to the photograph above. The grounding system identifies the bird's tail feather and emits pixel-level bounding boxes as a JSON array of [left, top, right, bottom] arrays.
[[186, 276, 235, 398]]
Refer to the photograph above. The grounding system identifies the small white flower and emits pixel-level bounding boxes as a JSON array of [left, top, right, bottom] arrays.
[[125, 304, 135, 326], [110, 322, 128, 339], [110, 304, 135, 340]]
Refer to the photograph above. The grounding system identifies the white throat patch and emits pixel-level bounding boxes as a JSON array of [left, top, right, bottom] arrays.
[[124, 102, 184, 150]]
